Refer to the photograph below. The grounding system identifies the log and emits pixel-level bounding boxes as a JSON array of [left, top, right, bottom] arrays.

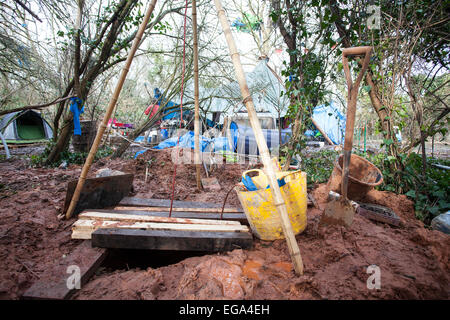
[[92, 229, 253, 252]]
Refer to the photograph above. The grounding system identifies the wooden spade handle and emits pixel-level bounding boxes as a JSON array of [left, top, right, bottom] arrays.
[[342, 46, 373, 57], [341, 47, 372, 199], [342, 46, 373, 152]]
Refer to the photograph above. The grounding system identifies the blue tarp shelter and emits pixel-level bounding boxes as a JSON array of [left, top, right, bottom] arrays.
[[305, 101, 346, 145], [153, 88, 192, 121]]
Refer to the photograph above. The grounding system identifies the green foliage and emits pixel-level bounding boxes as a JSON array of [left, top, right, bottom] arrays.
[[302, 149, 339, 185], [357, 151, 450, 224], [30, 141, 113, 168], [300, 148, 448, 224], [271, 0, 337, 163]]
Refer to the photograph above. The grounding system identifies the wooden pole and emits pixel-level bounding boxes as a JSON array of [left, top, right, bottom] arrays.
[[310, 117, 335, 145], [213, 0, 304, 275], [65, 0, 158, 219], [192, 0, 202, 190]]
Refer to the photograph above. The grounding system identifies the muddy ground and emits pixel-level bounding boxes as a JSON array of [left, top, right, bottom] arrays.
[[0, 148, 448, 300]]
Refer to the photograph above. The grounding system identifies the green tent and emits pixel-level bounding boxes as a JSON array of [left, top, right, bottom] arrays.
[[0, 109, 53, 143]]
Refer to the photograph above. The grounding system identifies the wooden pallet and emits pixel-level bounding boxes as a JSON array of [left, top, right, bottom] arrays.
[[71, 197, 252, 251]]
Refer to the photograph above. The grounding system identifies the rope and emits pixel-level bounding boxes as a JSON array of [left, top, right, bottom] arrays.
[[221, 184, 239, 220], [169, 0, 189, 217]]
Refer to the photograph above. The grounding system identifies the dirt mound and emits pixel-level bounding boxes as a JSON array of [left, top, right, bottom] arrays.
[[132, 149, 245, 207]]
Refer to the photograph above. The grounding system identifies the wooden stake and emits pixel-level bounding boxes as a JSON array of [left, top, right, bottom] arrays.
[[310, 117, 335, 145], [192, 0, 202, 190], [213, 0, 304, 275], [65, 0, 158, 219]]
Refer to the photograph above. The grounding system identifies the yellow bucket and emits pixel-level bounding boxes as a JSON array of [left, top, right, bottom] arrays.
[[235, 169, 307, 240]]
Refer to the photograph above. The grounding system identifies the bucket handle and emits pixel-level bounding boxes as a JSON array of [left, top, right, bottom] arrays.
[[250, 170, 302, 203], [242, 169, 265, 178]]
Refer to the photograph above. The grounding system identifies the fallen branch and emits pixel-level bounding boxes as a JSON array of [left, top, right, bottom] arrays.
[[13, 0, 43, 22], [0, 96, 76, 117]]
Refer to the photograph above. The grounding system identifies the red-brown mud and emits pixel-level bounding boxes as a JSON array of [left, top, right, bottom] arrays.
[[0, 149, 448, 300]]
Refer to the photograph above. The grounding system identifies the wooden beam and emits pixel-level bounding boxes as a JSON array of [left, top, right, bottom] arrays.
[[72, 219, 250, 240], [92, 229, 253, 252], [22, 241, 107, 300], [85, 209, 249, 225], [113, 206, 242, 213], [310, 117, 335, 145], [78, 211, 241, 225], [119, 197, 242, 211], [63, 174, 134, 216]]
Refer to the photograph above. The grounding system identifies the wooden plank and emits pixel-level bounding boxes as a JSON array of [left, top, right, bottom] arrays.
[[119, 197, 242, 212], [92, 228, 253, 251], [310, 117, 335, 145], [22, 241, 107, 300], [114, 206, 242, 213], [85, 209, 249, 225], [78, 211, 241, 226], [72, 219, 250, 240], [63, 174, 134, 216]]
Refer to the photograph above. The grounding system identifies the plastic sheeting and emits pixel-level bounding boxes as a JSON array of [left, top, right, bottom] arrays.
[[308, 101, 346, 145], [134, 131, 232, 159], [152, 131, 211, 151], [431, 211, 450, 235], [233, 123, 291, 156]]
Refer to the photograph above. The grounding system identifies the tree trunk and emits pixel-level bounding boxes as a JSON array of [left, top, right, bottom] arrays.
[[45, 115, 74, 165], [45, 0, 139, 164]]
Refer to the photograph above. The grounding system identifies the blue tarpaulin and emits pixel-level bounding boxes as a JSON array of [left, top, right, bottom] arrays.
[[134, 131, 233, 159], [306, 101, 346, 145], [153, 88, 193, 121]]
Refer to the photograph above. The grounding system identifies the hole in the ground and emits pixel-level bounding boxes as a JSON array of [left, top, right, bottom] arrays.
[[100, 249, 212, 272]]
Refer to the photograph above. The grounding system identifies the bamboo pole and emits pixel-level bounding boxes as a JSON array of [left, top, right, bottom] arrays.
[[65, 0, 158, 219], [213, 0, 304, 275], [310, 117, 335, 145], [192, 0, 202, 190]]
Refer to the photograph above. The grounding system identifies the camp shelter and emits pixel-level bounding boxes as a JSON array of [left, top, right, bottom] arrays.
[[0, 109, 53, 143], [181, 58, 289, 123], [305, 101, 346, 145]]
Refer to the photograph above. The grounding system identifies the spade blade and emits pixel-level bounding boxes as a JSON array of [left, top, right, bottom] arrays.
[[321, 197, 356, 227]]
